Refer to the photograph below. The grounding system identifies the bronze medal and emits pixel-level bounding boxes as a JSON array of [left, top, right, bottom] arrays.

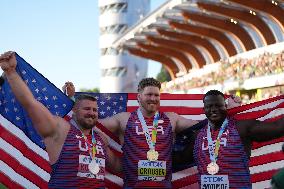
[[207, 162, 219, 175]]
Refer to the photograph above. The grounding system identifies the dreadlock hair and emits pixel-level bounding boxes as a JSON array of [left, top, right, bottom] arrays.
[[137, 77, 161, 93], [203, 90, 225, 102]]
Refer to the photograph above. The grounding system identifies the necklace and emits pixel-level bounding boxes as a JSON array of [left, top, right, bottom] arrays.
[[206, 119, 228, 175], [70, 119, 100, 174], [137, 109, 160, 161]]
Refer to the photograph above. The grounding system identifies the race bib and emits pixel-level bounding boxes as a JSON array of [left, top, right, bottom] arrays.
[[138, 160, 166, 181], [201, 175, 229, 189], [77, 155, 105, 180]]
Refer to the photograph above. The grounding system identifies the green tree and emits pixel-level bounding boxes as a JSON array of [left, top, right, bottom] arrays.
[[79, 87, 100, 93], [156, 66, 171, 82]]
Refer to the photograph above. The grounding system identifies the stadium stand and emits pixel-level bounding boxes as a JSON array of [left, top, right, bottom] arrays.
[[161, 43, 284, 104]]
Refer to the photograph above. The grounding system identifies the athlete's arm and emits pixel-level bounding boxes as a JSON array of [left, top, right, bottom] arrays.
[[97, 131, 122, 173], [226, 94, 242, 109], [0, 52, 66, 139], [167, 112, 199, 134], [106, 147, 122, 173], [172, 120, 207, 167], [99, 112, 129, 135], [0, 52, 70, 164], [238, 118, 284, 142]]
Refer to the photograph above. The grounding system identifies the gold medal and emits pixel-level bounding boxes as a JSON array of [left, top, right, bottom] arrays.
[[147, 149, 159, 161], [88, 159, 100, 175], [207, 162, 219, 175]]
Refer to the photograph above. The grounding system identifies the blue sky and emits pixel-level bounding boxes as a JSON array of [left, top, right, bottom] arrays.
[[0, 0, 165, 90]]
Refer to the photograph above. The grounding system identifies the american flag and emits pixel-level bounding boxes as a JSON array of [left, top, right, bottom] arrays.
[[0, 54, 284, 188], [0, 54, 73, 188], [78, 92, 284, 189]]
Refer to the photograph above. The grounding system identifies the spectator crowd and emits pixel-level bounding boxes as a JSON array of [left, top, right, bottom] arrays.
[[161, 50, 284, 104]]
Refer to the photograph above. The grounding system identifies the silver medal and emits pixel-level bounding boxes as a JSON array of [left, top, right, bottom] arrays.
[[88, 159, 100, 175]]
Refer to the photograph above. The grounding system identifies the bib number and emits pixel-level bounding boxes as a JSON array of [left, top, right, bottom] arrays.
[[138, 160, 166, 181], [201, 175, 229, 189]]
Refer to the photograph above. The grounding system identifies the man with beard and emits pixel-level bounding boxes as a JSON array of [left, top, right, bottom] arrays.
[[0, 51, 120, 188], [192, 90, 284, 189]]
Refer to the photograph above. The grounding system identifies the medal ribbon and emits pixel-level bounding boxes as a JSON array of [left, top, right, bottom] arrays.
[[82, 128, 97, 160], [207, 119, 228, 163], [70, 119, 97, 160], [137, 109, 159, 150]]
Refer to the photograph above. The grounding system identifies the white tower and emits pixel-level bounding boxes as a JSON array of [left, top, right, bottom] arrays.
[[99, 0, 150, 92]]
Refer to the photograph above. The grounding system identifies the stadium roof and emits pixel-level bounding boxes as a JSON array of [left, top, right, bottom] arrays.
[[112, 0, 284, 79]]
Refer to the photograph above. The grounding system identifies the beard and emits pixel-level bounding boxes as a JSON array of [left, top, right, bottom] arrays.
[[80, 122, 95, 130], [74, 115, 97, 130], [140, 101, 159, 113]]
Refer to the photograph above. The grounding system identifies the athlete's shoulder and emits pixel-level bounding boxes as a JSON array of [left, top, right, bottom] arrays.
[[114, 111, 131, 120], [164, 112, 179, 119], [118, 111, 131, 116]]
